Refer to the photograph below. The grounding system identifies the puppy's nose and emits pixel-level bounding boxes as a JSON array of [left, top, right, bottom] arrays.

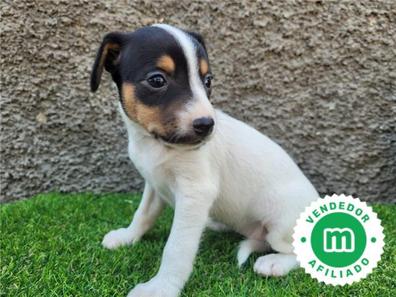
[[193, 117, 214, 137]]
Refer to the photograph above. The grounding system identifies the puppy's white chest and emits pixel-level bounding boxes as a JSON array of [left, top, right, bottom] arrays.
[[128, 140, 175, 205], [128, 142, 153, 179]]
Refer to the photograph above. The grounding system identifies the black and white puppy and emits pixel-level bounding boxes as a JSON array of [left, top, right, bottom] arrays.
[[91, 24, 318, 297]]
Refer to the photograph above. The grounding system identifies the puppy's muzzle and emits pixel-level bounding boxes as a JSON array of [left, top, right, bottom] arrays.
[[193, 117, 215, 138]]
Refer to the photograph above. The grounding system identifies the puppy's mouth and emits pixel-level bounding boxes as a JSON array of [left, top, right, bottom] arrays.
[[153, 132, 211, 147]]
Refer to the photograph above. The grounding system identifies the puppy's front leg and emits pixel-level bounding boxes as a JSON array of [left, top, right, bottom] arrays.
[[102, 182, 165, 249], [128, 186, 215, 297]]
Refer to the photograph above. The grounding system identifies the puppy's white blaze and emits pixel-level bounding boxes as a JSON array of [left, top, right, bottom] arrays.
[[153, 24, 214, 122]]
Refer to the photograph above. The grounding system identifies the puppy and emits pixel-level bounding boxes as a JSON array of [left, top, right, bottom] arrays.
[[90, 24, 318, 297]]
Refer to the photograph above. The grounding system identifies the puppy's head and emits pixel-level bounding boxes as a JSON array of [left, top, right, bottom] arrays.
[[91, 24, 215, 146]]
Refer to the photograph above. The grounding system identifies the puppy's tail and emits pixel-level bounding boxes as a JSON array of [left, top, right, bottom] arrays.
[[237, 239, 270, 267]]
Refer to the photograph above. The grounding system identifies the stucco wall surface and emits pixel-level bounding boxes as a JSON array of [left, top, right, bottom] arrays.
[[1, 0, 395, 202]]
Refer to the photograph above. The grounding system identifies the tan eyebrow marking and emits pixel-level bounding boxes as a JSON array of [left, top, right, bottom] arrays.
[[156, 55, 175, 74], [200, 59, 209, 76]]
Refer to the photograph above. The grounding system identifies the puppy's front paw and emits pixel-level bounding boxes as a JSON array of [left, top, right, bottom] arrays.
[[102, 228, 139, 250], [127, 277, 179, 297], [253, 253, 298, 277]]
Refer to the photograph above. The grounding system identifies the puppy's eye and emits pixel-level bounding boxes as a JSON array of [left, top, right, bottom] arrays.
[[204, 74, 213, 89], [147, 74, 167, 88]]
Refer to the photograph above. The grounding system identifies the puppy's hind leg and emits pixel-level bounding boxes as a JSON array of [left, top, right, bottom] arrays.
[[254, 253, 298, 277], [253, 228, 298, 276], [237, 239, 271, 267], [102, 182, 165, 250]]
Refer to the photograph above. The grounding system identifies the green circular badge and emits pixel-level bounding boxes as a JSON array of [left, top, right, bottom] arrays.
[[311, 212, 366, 267], [293, 194, 384, 285]]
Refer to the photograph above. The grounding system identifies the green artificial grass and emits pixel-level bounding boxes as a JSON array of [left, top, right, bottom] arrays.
[[1, 193, 395, 297]]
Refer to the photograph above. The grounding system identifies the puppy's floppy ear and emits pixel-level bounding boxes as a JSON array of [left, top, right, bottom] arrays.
[[185, 30, 207, 51], [90, 32, 125, 92]]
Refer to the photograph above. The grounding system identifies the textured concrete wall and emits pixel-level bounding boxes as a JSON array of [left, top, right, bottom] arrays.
[[1, 0, 395, 202]]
